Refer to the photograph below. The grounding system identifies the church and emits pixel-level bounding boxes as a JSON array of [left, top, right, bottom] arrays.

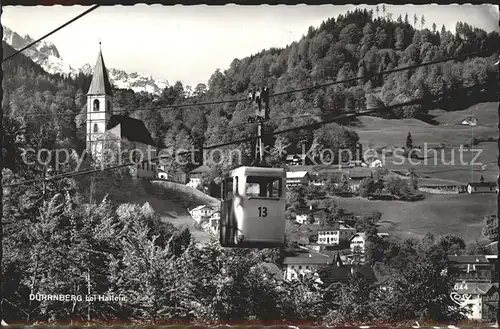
[[85, 45, 157, 179]]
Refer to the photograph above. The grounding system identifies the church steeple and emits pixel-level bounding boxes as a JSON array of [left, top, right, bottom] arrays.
[[86, 42, 113, 158], [87, 42, 113, 96]]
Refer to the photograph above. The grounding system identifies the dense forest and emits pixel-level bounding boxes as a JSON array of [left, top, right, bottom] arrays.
[[1, 8, 499, 324]]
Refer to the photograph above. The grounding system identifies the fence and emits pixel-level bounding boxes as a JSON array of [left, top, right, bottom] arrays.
[[418, 185, 467, 195]]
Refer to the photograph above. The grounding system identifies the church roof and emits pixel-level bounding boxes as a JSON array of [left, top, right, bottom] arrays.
[[106, 115, 155, 146], [87, 49, 113, 96]]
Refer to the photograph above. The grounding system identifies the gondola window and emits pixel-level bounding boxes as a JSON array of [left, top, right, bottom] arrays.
[[245, 176, 281, 198]]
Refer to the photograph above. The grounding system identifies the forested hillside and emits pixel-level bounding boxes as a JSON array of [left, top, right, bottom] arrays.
[[3, 9, 499, 179], [136, 10, 499, 175]]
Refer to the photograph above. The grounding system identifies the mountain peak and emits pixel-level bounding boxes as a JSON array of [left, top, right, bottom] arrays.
[[2, 26, 169, 95]]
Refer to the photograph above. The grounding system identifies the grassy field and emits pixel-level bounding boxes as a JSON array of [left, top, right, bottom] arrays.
[[330, 193, 497, 243], [354, 102, 498, 183]]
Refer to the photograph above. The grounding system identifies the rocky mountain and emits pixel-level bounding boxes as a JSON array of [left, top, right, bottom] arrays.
[[2, 26, 169, 94]]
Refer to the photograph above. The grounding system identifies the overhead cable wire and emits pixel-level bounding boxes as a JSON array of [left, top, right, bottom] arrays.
[[2, 5, 101, 62]]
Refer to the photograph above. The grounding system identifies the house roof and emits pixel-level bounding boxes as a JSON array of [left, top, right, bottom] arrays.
[[318, 224, 355, 232], [314, 168, 347, 175], [283, 252, 333, 265], [106, 115, 155, 145], [286, 171, 309, 179], [190, 205, 213, 212], [295, 207, 327, 214], [191, 165, 211, 174], [87, 49, 113, 96], [312, 171, 346, 180], [349, 169, 373, 179], [462, 116, 478, 121], [468, 182, 497, 187], [349, 232, 388, 241], [323, 265, 351, 282], [448, 255, 489, 264]]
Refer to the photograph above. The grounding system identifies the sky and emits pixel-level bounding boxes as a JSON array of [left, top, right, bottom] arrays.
[[2, 4, 499, 87]]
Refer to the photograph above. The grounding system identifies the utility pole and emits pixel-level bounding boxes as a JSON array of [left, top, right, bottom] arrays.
[[248, 87, 270, 165]]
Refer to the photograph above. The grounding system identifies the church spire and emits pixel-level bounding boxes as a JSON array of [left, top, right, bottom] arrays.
[[87, 43, 113, 96]]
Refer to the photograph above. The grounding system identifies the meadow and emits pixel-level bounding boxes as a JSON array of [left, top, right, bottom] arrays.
[[354, 102, 499, 183], [331, 193, 497, 243]]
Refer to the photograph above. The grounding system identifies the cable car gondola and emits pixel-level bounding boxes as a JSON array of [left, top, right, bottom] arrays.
[[220, 166, 286, 248]]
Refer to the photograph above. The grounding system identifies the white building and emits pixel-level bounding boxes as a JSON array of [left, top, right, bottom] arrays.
[[369, 159, 383, 168], [189, 205, 215, 224], [286, 154, 306, 166], [349, 232, 389, 253], [187, 165, 210, 188], [295, 206, 326, 225], [467, 182, 497, 194], [208, 210, 220, 235], [85, 45, 157, 179], [317, 224, 356, 245], [461, 116, 478, 126], [282, 252, 336, 281], [286, 171, 310, 187]]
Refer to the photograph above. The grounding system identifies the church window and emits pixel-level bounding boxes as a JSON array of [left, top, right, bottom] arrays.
[[93, 99, 100, 111], [107, 100, 111, 112], [93, 124, 98, 133]]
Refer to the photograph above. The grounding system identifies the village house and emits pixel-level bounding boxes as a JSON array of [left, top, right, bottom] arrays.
[[187, 165, 210, 188], [283, 253, 331, 281], [348, 168, 373, 191], [283, 250, 383, 288], [461, 116, 478, 126], [448, 254, 499, 321], [448, 255, 493, 283], [285, 154, 306, 166], [305, 243, 351, 255], [467, 182, 497, 194], [189, 205, 216, 224], [157, 165, 187, 184], [282, 252, 339, 282], [85, 46, 157, 179], [349, 232, 389, 254], [208, 210, 220, 235], [317, 223, 356, 245], [451, 282, 498, 321], [286, 171, 310, 187], [309, 169, 345, 186], [369, 159, 383, 168], [295, 205, 327, 225]]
